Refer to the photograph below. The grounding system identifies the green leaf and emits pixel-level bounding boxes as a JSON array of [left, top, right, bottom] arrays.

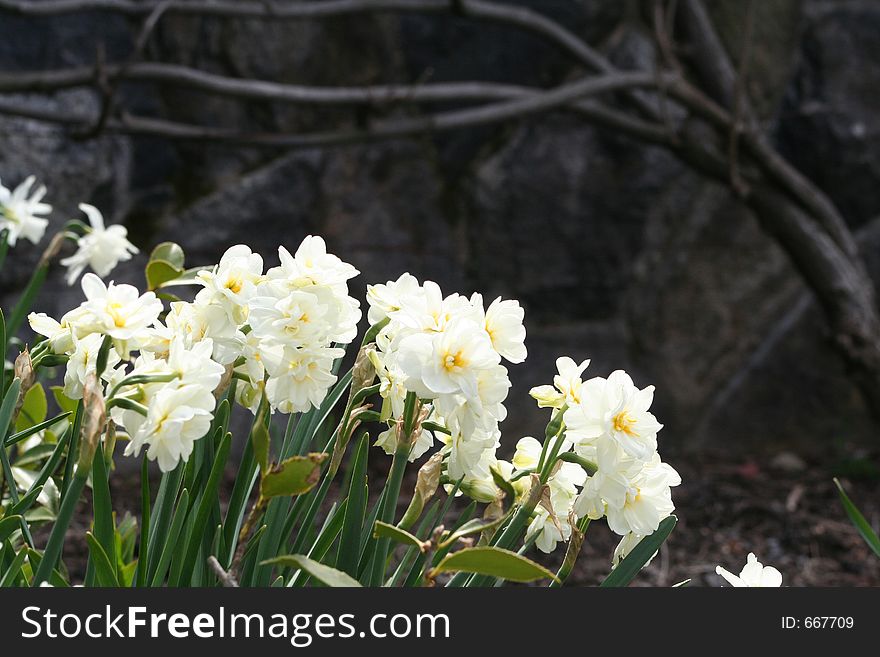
[[25, 549, 69, 587], [85, 532, 120, 587], [89, 440, 116, 584], [336, 433, 369, 575], [144, 464, 185, 582], [14, 382, 47, 433], [146, 260, 185, 291], [0, 515, 23, 543], [374, 521, 427, 552], [150, 242, 185, 269], [260, 453, 327, 499], [0, 547, 28, 587], [9, 485, 44, 516], [834, 478, 880, 558], [440, 514, 511, 549], [6, 411, 71, 447], [251, 397, 271, 476], [32, 469, 89, 585], [431, 546, 558, 583], [149, 488, 190, 586], [262, 555, 362, 587], [173, 432, 231, 585], [600, 515, 677, 587], [51, 386, 79, 416]]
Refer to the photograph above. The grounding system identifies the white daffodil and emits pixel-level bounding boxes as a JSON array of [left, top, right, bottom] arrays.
[[162, 300, 245, 364], [442, 427, 499, 481], [28, 312, 76, 354], [512, 436, 543, 470], [389, 280, 478, 334], [249, 288, 334, 349], [123, 383, 216, 472], [0, 176, 51, 246], [527, 506, 572, 554], [479, 295, 527, 364], [398, 318, 500, 401], [60, 204, 138, 285], [164, 337, 226, 391], [196, 244, 264, 325], [433, 363, 510, 442], [716, 553, 783, 587], [374, 424, 435, 462], [529, 356, 591, 409], [269, 236, 359, 293], [76, 273, 163, 352], [564, 369, 662, 461], [262, 344, 344, 414], [63, 331, 121, 399], [612, 532, 655, 569], [366, 272, 420, 325], [603, 453, 680, 537]]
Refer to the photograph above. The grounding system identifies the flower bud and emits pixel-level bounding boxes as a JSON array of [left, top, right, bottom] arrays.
[[12, 348, 36, 426], [529, 384, 564, 409], [398, 452, 443, 530], [414, 451, 443, 502], [460, 477, 500, 504], [351, 344, 377, 396], [78, 372, 107, 475]]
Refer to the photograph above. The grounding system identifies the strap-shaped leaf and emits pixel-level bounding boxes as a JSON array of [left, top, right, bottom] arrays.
[[6, 411, 71, 447], [431, 546, 558, 583], [0, 547, 29, 587], [85, 532, 120, 587], [260, 453, 327, 498], [834, 478, 880, 558], [262, 554, 362, 587], [373, 521, 427, 552], [0, 515, 23, 543], [337, 434, 369, 575], [600, 515, 677, 587]]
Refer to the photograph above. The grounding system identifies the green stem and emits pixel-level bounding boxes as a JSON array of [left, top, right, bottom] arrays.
[[370, 445, 410, 586], [550, 517, 591, 588]]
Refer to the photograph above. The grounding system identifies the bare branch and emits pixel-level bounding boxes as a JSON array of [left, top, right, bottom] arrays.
[[0, 72, 675, 149], [728, 0, 755, 196], [677, 0, 740, 111], [0, 62, 534, 105]]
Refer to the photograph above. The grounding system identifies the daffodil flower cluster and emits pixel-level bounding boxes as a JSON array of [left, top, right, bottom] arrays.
[[27, 236, 362, 473], [520, 357, 680, 557], [365, 274, 526, 485], [197, 239, 362, 414]]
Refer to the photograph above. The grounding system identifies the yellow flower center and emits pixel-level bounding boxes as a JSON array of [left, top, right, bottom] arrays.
[[108, 303, 126, 328], [226, 277, 243, 294], [1, 206, 18, 223], [443, 350, 466, 372], [612, 410, 638, 437]]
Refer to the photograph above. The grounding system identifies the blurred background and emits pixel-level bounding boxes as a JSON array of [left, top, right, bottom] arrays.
[[1, 0, 879, 585]]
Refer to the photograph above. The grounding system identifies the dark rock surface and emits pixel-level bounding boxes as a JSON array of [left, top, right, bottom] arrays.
[[2, 0, 879, 460]]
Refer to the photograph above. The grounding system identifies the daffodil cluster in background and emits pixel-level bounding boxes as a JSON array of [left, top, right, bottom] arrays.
[[1, 174, 694, 589]]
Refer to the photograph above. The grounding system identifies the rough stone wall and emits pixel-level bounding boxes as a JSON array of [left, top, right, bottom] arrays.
[[2, 0, 879, 457]]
